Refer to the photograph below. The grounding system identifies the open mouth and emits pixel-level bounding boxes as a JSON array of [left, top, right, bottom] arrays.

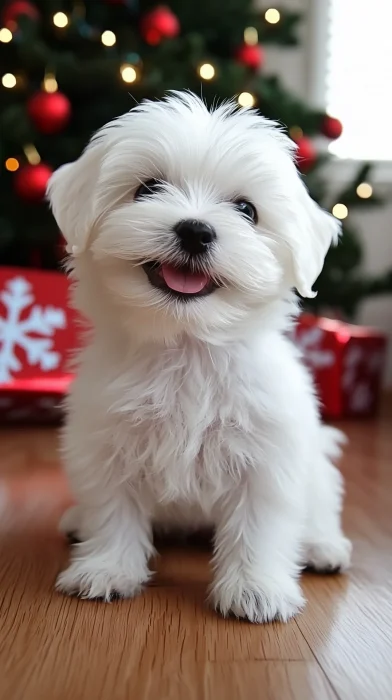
[[142, 261, 218, 300]]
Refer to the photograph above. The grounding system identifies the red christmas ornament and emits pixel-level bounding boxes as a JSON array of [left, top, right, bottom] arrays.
[[235, 43, 265, 70], [293, 135, 316, 173], [2, 0, 39, 27], [27, 91, 71, 135], [14, 163, 53, 202], [140, 5, 180, 45], [321, 115, 343, 140]]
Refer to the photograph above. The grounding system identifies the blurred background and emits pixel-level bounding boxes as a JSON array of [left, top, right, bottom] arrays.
[[0, 0, 391, 422]]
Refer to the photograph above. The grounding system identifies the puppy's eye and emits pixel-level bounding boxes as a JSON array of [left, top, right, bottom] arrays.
[[234, 200, 258, 224], [134, 179, 162, 200]]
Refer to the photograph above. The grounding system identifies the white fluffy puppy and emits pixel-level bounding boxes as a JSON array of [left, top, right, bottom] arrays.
[[48, 92, 351, 623]]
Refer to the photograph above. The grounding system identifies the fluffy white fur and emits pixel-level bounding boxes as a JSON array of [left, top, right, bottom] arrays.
[[48, 92, 351, 622]]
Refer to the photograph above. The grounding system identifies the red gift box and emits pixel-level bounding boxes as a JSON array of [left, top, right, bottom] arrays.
[[294, 314, 388, 418], [0, 268, 78, 422]]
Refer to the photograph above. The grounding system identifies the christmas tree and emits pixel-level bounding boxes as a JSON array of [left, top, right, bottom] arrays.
[[1, 0, 391, 317]]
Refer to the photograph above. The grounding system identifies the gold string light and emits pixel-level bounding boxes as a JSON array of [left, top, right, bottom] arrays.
[[42, 70, 58, 93], [120, 64, 137, 83], [53, 12, 69, 28], [2, 72, 16, 88], [356, 182, 373, 199], [0, 27, 13, 42], [101, 30, 116, 46], [332, 203, 348, 220], [5, 157, 20, 172], [244, 27, 258, 45], [265, 8, 281, 24], [238, 92, 256, 107], [289, 126, 304, 140], [198, 63, 215, 80], [23, 144, 41, 165]]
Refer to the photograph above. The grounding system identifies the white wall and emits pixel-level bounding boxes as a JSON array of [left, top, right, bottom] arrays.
[[260, 0, 392, 385], [354, 204, 392, 385]]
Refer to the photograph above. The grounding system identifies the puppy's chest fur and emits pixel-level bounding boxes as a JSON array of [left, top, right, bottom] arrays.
[[110, 339, 267, 506]]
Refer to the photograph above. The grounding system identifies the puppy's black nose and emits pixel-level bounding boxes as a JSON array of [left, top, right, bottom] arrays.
[[174, 219, 216, 255]]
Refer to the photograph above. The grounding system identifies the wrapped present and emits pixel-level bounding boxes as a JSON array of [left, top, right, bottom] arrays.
[[294, 314, 388, 418], [0, 267, 78, 423]]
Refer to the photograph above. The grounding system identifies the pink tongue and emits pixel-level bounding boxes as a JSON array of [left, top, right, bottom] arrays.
[[161, 264, 209, 294]]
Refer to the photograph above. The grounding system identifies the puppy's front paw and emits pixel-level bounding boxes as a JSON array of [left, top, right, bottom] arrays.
[[211, 576, 305, 623], [56, 559, 149, 601], [305, 536, 352, 574]]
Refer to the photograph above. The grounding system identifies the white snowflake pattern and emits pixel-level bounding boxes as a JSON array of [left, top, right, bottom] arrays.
[[0, 276, 66, 383], [342, 343, 386, 414]]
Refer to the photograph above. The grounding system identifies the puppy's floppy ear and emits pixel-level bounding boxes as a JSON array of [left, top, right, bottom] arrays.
[[286, 178, 341, 298], [47, 138, 103, 256]]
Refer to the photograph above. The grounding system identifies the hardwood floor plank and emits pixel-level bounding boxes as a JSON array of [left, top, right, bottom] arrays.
[[202, 661, 336, 700], [295, 404, 392, 700], [298, 574, 392, 700], [1, 654, 336, 700]]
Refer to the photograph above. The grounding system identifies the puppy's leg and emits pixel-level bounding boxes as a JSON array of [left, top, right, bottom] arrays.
[[56, 429, 153, 601], [210, 466, 305, 624], [303, 427, 352, 573], [57, 496, 153, 600]]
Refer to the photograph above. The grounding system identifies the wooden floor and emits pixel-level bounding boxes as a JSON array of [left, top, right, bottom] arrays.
[[0, 403, 391, 700]]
